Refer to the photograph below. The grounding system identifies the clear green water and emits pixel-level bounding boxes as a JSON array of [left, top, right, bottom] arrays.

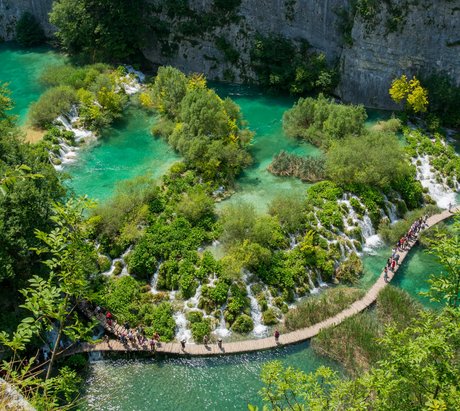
[[66, 83, 319, 209], [65, 108, 179, 203], [211, 84, 320, 212], [361, 245, 443, 309], [0, 43, 66, 124], [83, 343, 339, 411], [0, 45, 452, 411]]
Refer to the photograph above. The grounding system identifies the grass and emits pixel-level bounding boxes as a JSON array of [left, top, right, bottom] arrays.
[[283, 286, 365, 331], [312, 285, 423, 376]]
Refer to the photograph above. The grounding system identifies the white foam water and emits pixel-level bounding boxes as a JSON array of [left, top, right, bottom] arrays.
[[243, 275, 268, 337], [415, 155, 458, 209]]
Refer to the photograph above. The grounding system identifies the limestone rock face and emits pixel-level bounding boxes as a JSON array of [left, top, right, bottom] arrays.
[[1, 0, 459, 109], [0, 0, 54, 40], [339, 0, 460, 108]]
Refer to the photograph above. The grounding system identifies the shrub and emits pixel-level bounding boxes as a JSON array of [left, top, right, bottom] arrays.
[[231, 314, 254, 333], [268, 194, 306, 234], [283, 94, 366, 147], [262, 308, 278, 325], [15, 12, 45, 47], [335, 253, 363, 284], [268, 151, 326, 183], [97, 255, 111, 273], [191, 318, 212, 343], [28, 86, 78, 128]]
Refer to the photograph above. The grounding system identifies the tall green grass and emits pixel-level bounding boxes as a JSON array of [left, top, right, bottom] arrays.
[[312, 286, 422, 376], [283, 287, 365, 331]]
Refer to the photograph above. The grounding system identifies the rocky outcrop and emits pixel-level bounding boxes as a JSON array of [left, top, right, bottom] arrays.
[[0, 0, 54, 40], [1, 0, 459, 110], [339, 0, 460, 109]]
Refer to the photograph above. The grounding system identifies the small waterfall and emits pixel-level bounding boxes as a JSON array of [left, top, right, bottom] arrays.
[[88, 326, 105, 362], [383, 195, 398, 222], [174, 312, 192, 343], [189, 285, 202, 309], [289, 234, 298, 249], [150, 263, 161, 294], [414, 155, 458, 209], [102, 246, 131, 276], [317, 271, 327, 288], [244, 276, 268, 337], [307, 270, 319, 294], [214, 304, 231, 338]]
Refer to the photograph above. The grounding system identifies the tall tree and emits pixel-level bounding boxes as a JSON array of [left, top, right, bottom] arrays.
[[50, 0, 148, 62]]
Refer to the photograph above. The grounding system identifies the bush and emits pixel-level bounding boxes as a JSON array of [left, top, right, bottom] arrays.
[[191, 318, 211, 343], [231, 314, 254, 333], [97, 255, 111, 273], [15, 12, 45, 47], [262, 308, 278, 325], [268, 194, 306, 233], [268, 151, 326, 183], [335, 253, 363, 284], [28, 86, 78, 128], [283, 94, 366, 147], [147, 302, 176, 341], [250, 35, 338, 95], [326, 132, 408, 189]]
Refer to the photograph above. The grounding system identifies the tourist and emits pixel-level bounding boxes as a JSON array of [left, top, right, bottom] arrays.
[[203, 335, 209, 346], [386, 258, 392, 269], [181, 339, 186, 349], [448, 202, 452, 212], [274, 330, 280, 343], [394, 253, 400, 265], [124, 321, 130, 331], [106, 311, 113, 327], [149, 338, 155, 351], [217, 338, 223, 350], [384, 266, 389, 282], [103, 334, 109, 343], [95, 305, 102, 315], [391, 259, 396, 272], [154, 332, 160, 343]]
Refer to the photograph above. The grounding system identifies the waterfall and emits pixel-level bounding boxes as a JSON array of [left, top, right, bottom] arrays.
[[213, 304, 231, 338], [189, 284, 202, 309], [150, 263, 161, 294], [317, 271, 327, 288], [174, 312, 192, 343], [307, 270, 319, 294], [102, 246, 132, 276], [289, 234, 298, 249], [415, 155, 458, 209], [243, 275, 268, 337]]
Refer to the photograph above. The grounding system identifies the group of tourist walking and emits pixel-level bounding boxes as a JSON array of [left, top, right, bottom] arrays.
[[384, 215, 428, 282]]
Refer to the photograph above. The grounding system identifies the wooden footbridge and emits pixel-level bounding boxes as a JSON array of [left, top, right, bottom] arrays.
[[64, 208, 458, 357]]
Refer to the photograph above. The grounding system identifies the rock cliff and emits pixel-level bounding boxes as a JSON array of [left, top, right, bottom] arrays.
[[1, 0, 458, 109]]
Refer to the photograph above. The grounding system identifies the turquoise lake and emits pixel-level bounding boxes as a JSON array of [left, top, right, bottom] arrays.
[[0, 44, 452, 411]]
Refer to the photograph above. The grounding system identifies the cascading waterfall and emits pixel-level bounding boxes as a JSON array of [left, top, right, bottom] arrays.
[[306, 270, 319, 294], [317, 271, 327, 288], [289, 233, 298, 249], [243, 275, 268, 337], [88, 326, 105, 362], [102, 246, 132, 276], [214, 303, 231, 338], [173, 312, 192, 343], [414, 155, 458, 209], [150, 263, 161, 294]]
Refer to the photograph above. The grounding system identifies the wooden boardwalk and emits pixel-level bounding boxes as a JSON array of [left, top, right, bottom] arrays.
[[66, 208, 458, 357]]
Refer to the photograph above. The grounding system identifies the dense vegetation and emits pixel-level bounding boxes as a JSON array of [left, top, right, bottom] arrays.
[[142, 66, 253, 185], [50, 0, 148, 62], [250, 35, 338, 95], [254, 218, 460, 410], [30, 63, 129, 130], [15, 12, 46, 47]]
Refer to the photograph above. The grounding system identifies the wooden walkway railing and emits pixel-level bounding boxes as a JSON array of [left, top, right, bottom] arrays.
[[65, 207, 458, 357]]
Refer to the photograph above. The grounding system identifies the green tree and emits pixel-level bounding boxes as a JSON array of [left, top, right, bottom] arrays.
[[0, 198, 98, 408], [423, 215, 460, 307], [15, 12, 45, 47], [50, 0, 148, 61], [326, 131, 408, 188], [390, 74, 429, 113]]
